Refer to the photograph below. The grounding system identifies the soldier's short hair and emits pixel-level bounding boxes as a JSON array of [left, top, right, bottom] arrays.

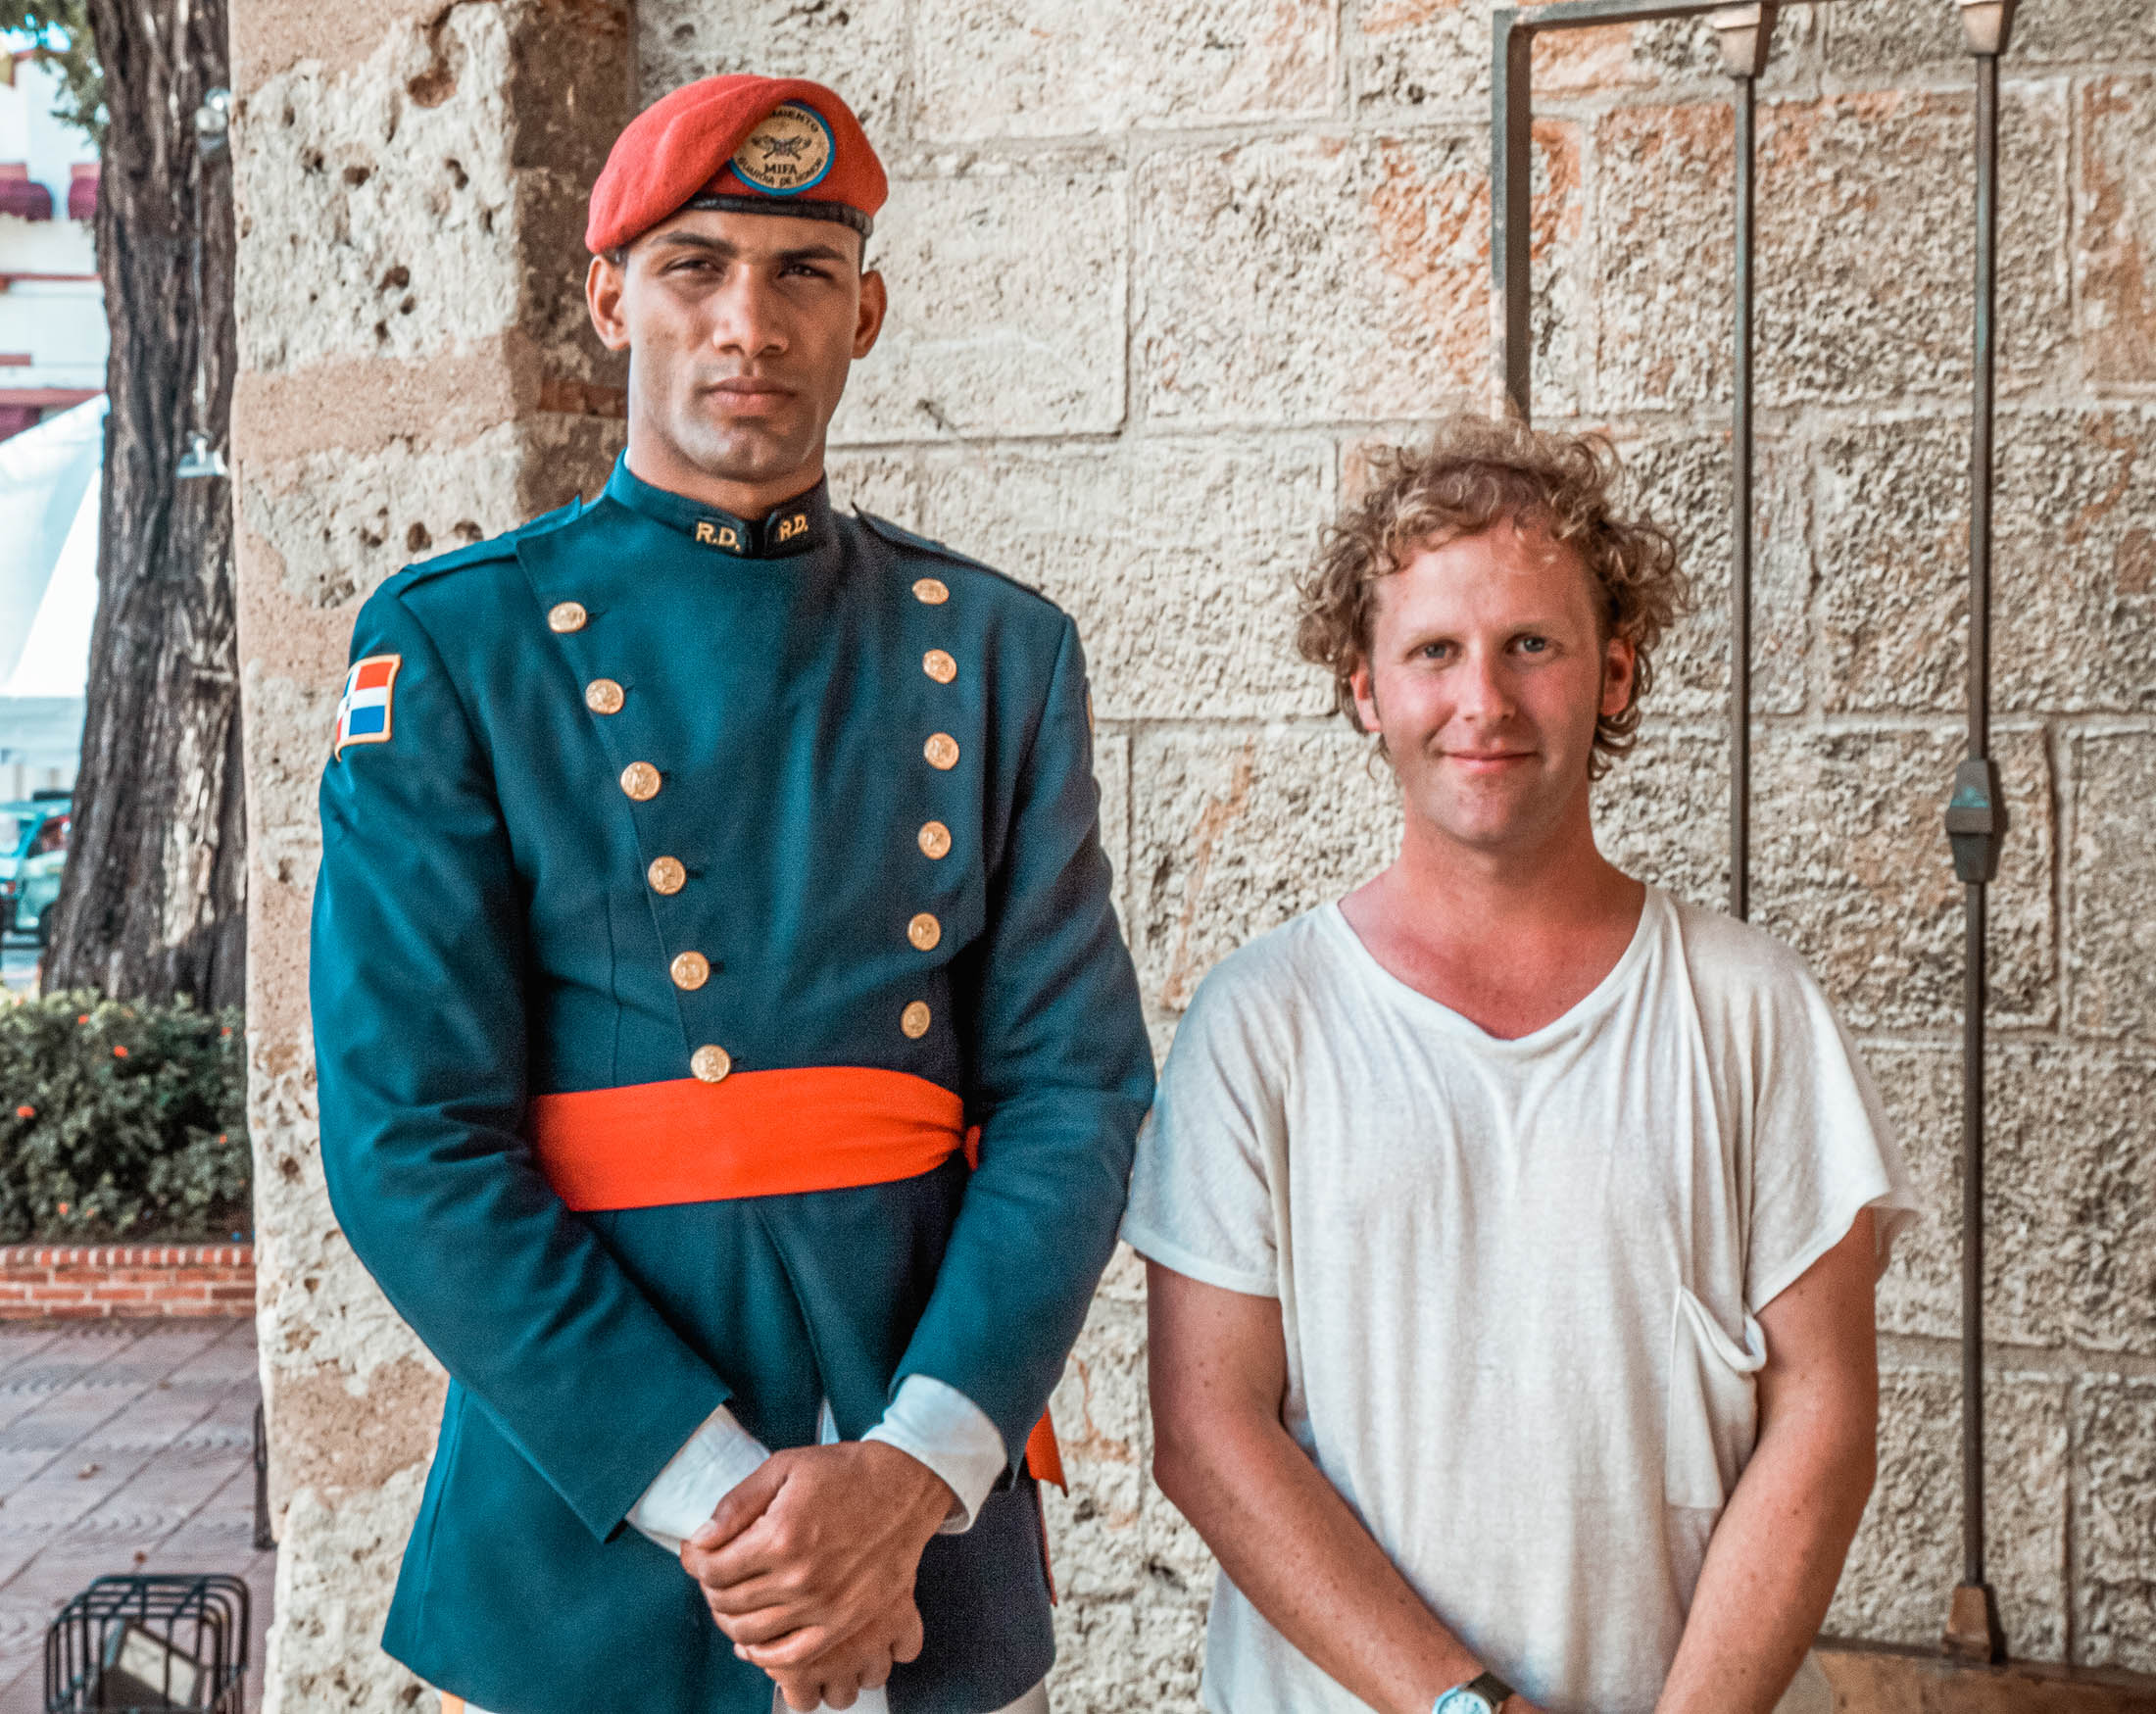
[[1296, 414, 1690, 774]]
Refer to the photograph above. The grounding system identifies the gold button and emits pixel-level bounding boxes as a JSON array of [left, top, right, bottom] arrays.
[[924, 733, 959, 771], [670, 951, 710, 991], [548, 601, 588, 634], [912, 577, 949, 607], [648, 856, 686, 895], [907, 912, 942, 952], [620, 761, 661, 801], [923, 650, 957, 685], [690, 1045, 732, 1083], [585, 678, 624, 714], [901, 1001, 932, 1039], [918, 820, 952, 860]]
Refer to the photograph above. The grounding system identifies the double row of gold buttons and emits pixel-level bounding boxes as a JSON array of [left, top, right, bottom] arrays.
[[551, 575, 961, 1081]]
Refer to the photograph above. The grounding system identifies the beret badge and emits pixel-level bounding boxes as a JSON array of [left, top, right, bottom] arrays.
[[730, 102, 836, 197]]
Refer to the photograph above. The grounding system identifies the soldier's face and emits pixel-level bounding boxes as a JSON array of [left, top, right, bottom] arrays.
[[1350, 521, 1635, 860], [589, 209, 886, 494]]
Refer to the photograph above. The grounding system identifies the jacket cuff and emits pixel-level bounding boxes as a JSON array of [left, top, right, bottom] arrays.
[[862, 1373, 1007, 1533], [624, 1400, 773, 1554]]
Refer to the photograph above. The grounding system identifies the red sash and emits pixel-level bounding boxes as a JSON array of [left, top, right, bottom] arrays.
[[526, 1065, 1064, 1488]]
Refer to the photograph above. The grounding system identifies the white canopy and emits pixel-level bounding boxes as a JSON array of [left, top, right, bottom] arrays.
[[0, 397, 101, 783], [0, 395, 103, 699]]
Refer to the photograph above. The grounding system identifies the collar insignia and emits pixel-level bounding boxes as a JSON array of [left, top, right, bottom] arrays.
[[692, 510, 812, 557], [603, 459, 829, 557]]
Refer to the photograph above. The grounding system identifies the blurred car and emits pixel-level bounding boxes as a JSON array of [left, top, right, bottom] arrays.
[[1, 798, 71, 942], [16, 839, 66, 942], [0, 803, 40, 924]]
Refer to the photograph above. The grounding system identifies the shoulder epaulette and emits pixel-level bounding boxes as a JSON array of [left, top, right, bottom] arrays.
[[854, 510, 1047, 603], [395, 499, 586, 588]]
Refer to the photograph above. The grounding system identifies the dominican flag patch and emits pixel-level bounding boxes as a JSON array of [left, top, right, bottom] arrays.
[[334, 655, 402, 757]]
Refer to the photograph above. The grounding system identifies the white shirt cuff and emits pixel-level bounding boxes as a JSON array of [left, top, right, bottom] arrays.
[[861, 1374, 1007, 1534], [625, 1400, 772, 1555]]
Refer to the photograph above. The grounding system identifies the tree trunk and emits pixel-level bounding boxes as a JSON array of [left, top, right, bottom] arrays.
[[42, 0, 245, 1008]]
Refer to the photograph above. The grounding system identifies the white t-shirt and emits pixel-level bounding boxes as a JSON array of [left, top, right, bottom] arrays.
[[1121, 888, 1918, 1714]]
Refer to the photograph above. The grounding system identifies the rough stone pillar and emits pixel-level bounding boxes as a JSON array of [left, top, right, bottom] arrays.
[[228, 1, 632, 1704]]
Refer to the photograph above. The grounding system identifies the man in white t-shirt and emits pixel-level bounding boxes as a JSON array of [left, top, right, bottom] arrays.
[[1122, 416, 1918, 1714]]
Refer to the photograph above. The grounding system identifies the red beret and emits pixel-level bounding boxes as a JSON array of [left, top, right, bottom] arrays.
[[586, 75, 888, 254]]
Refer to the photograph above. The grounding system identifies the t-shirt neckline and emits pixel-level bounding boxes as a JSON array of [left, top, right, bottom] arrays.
[[1317, 884, 1666, 1052]]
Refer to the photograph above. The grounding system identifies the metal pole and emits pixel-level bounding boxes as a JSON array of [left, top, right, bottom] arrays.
[[1494, 10, 1536, 421], [1731, 73, 1754, 922], [1965, 46, 1997, 1594], [1711, 6, 1775, 922], [1941, 0, 2016, 1665]]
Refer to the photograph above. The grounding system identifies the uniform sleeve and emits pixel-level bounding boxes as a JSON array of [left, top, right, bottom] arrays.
[[1743, 959, 1923, 1313], [626, 1402, 773, 1554], [1119, 963, 1282, 1299], [891, 615, 1155, 1469], [310, 587, 731, 1542]]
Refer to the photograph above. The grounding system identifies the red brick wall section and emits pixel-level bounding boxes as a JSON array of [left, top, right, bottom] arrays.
[[0, 1246, 255, 1320]]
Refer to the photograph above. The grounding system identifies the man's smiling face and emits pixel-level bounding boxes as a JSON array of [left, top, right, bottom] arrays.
[[1350, 519, 1636, 861], [588, 207, 886, 503]]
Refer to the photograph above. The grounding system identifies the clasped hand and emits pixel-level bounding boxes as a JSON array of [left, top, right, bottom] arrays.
[[680, 1441, 956, 1712]]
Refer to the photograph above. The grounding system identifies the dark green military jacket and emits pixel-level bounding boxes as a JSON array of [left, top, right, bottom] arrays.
[[310, 457, 1154, 1714]]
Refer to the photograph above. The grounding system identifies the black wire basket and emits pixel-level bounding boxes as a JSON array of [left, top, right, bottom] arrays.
[[44, 1575, 250, 1713]]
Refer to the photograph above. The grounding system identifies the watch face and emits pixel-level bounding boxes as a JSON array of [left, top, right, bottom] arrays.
[[1434, 1690, 1494, 1714]]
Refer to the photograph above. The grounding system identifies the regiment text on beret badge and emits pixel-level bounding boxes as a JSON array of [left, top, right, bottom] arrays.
[[731, 101, 835, 196]]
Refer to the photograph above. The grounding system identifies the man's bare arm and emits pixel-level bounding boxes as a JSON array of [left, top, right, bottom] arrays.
[[1148, 1262, 1544, 1714], [1655, 1211, 1880, 1714]]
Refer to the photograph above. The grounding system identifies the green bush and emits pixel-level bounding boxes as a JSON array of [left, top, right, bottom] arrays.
[[0, 992, 250, 1244]]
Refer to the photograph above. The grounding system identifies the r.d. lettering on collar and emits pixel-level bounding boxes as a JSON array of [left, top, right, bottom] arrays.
[[688, 510, 809, 554]]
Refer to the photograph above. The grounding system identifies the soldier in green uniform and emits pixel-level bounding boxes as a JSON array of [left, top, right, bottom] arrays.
[[310, 73, 1153, 1714]]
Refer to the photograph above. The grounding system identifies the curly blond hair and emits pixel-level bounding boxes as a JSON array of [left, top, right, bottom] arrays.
[[1296, 415, 1690, 772]]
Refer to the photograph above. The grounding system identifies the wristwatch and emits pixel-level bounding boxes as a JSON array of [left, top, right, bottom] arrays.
[[1433, 1671, 1514, 1714]]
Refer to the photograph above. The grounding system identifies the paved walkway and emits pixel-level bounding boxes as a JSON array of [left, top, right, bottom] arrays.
[[0, 1321, 270, 1712]]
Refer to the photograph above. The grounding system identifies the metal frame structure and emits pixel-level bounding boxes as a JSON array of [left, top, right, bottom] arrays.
[[44, 1574, 251, 1713], [1492, 0, 2018, 1662]]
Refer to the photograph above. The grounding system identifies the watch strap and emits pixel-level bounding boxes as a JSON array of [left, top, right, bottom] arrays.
[[1464, 1671, 1514, 1710]]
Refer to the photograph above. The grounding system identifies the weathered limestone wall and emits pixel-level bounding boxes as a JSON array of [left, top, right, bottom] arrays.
[[229, 0, 2154, 1705], [229, 2, 632, 1706]]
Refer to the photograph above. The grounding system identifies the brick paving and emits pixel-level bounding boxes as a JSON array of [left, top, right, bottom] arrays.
[[0, 1322, 270, 1712]]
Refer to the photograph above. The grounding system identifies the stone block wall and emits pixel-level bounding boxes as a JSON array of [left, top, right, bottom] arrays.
[[227, 0, 2155, 1706]]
